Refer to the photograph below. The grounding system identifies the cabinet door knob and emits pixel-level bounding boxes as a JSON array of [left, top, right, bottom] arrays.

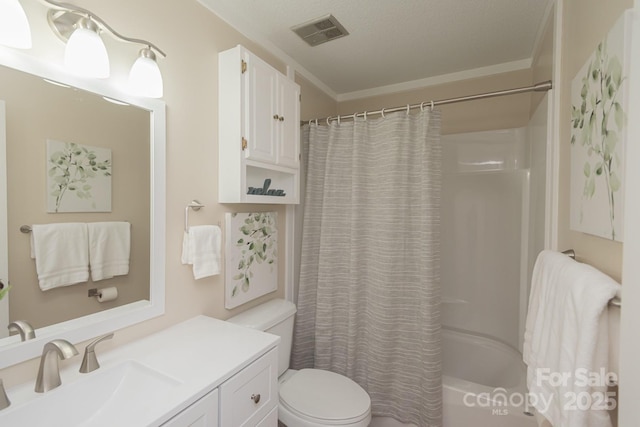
[[273, 114, 280, 120], [251, 393, 261, 404]]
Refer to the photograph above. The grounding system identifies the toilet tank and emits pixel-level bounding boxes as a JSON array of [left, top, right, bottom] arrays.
[[226, 299, 297, 377]]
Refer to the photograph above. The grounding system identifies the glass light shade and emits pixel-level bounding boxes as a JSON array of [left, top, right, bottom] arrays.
[[128, 49, 163, 98], [64, 24, 110, 78], [0, 0, 32, 49]]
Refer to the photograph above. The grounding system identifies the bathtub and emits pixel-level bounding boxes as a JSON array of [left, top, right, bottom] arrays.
[[370, 328, 539, 427], [442, 328, 538, 427]]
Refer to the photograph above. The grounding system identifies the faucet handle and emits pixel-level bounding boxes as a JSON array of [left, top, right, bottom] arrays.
[[0, 379, 10, 411], [79, 333, 114, 373]]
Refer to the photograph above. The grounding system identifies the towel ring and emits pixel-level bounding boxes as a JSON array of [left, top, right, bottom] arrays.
[[184, 200, 204, 232]]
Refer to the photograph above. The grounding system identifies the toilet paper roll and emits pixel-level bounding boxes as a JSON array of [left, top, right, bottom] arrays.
[[96, 287, 118, 302]]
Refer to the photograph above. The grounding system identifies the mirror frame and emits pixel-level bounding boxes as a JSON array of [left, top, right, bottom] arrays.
[[0, 45, 166, 369]]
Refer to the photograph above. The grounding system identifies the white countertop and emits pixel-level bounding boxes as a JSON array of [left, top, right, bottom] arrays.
[[2, 315, 280, 426]]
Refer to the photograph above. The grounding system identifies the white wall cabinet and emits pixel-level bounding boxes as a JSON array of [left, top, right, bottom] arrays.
[[219, 45, 300, 204]]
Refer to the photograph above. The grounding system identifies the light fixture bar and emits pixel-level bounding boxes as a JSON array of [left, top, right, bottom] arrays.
[[42, 0, 166, 58]]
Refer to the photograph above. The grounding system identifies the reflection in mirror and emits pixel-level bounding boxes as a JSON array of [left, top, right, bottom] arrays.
[[0, 50, 165, 369], [1, 64, 150, 332]]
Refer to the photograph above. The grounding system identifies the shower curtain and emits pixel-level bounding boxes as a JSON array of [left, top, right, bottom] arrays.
[[292, 110, 442, 427]]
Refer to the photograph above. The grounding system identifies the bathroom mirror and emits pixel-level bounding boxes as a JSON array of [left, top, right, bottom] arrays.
[[0, 47, 165, 369]]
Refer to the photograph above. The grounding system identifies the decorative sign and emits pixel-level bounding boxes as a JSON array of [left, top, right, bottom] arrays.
[[47, 140, 112, 213], [570, 12, 631, 241], [225, 212, 277, 309]]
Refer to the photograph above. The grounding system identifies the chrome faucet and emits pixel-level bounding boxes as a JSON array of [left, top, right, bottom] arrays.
[[35, 339, 78, 393], [8, 320, 36, 342], [0, 379, 10, 410], [79, 333, 114, 373]]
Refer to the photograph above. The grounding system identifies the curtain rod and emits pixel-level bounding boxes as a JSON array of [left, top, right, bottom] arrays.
[[304, 80, 553, 125]]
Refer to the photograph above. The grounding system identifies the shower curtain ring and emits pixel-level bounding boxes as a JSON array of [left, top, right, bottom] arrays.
[[406, 104, 410, 115], [364, 111, 367, 121], [420, 102, 425, 112], [430, 100, 435, 111], [315, 118, 318, 126], [381, 108, 385, 118], [337, 115, 341, 125], [327, 117, 331, 126]]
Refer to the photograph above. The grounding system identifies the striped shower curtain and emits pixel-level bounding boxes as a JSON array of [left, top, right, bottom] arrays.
[[292, 109, 443, 427]]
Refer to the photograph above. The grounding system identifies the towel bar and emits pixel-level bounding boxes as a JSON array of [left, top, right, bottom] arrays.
[[21, 222, 131, 234], [562, 249, 621, 307]]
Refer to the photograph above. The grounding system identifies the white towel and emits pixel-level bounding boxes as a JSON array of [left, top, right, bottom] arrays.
[[30, 223, 89, 291], [181, 225, 221, 280], [523, 250, 620, 427], [87, 222, 131, 281]]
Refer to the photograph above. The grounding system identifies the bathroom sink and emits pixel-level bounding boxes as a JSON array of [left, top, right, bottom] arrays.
[[0, 360, 182, 427]]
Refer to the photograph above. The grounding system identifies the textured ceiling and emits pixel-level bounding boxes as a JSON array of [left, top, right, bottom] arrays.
[[199, 0, 551, 97]]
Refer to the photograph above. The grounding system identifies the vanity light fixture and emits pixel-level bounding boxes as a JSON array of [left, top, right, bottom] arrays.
[[44, 0, 166, 97], [128, 47, 163, 98], [0, 0, 32, 49], [63, 16, 109, 78]]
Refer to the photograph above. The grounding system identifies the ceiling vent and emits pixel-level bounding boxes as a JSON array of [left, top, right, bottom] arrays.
[[291, 14, 349, 47]]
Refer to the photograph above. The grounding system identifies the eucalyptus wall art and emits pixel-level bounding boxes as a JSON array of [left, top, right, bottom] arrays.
[[224, 211, 277, 309], [46, 140, 112, 213], [570, 12, 632, 242]]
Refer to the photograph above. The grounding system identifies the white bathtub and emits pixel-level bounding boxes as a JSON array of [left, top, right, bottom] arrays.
[[442, 328, 538, 427], [370, 329, 539, 427]]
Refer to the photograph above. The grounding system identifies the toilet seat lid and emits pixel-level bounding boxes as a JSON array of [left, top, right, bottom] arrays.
[[280, 369, 371, 422]]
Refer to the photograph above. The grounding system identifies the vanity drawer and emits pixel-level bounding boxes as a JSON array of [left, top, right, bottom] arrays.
[[219, 348, 278, 427]]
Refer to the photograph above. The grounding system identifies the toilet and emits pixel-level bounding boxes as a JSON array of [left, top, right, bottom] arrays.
[[227, 299, 372, 427]]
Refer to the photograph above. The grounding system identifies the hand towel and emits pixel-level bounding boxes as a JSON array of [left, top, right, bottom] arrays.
[[523, 250, 620, 427], [30, 223, 89, 291], [87, 222, 131, 281], [181, 225, 221, 280]]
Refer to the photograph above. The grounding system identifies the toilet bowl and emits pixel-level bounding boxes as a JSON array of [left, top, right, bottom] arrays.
[[226, 299, 372, 427]]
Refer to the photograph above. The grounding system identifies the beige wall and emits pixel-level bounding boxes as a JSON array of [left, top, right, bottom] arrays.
[[557, 0, 633, 282], [296, 73, 338, 122], [531, 8, 555, 114], [337, 69, 534, 135]]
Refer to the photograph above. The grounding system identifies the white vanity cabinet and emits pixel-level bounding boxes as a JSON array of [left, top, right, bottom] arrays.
[[218, 44, 300, 204], [162, 389, 219, 427], [219, 348, 278, 426], [158, 323, 279, 427], [162, 348, 278, 427]]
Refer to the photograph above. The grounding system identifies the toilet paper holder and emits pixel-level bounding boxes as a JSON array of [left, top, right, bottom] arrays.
[[88, 288, 116, 299]]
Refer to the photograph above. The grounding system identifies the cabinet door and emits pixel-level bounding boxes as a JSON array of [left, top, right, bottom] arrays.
[[276, 75, 300, 169], [162, 389, 219, 427], [245, 54, 277, 164], [219, 348, 278, 427]]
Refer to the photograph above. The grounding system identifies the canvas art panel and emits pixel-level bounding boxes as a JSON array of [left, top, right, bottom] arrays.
[[46, 139, 112, 213], [224, 212, 277, 309], [569, 11, 631, 242]]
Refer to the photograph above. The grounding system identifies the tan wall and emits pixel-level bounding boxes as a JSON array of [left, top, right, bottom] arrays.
[[1, 65, 150, 330], [337, 69, 534, 135], [296, 73, 338, 122], [531, 9, 555, 114], [557, 0, 633, 282]]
